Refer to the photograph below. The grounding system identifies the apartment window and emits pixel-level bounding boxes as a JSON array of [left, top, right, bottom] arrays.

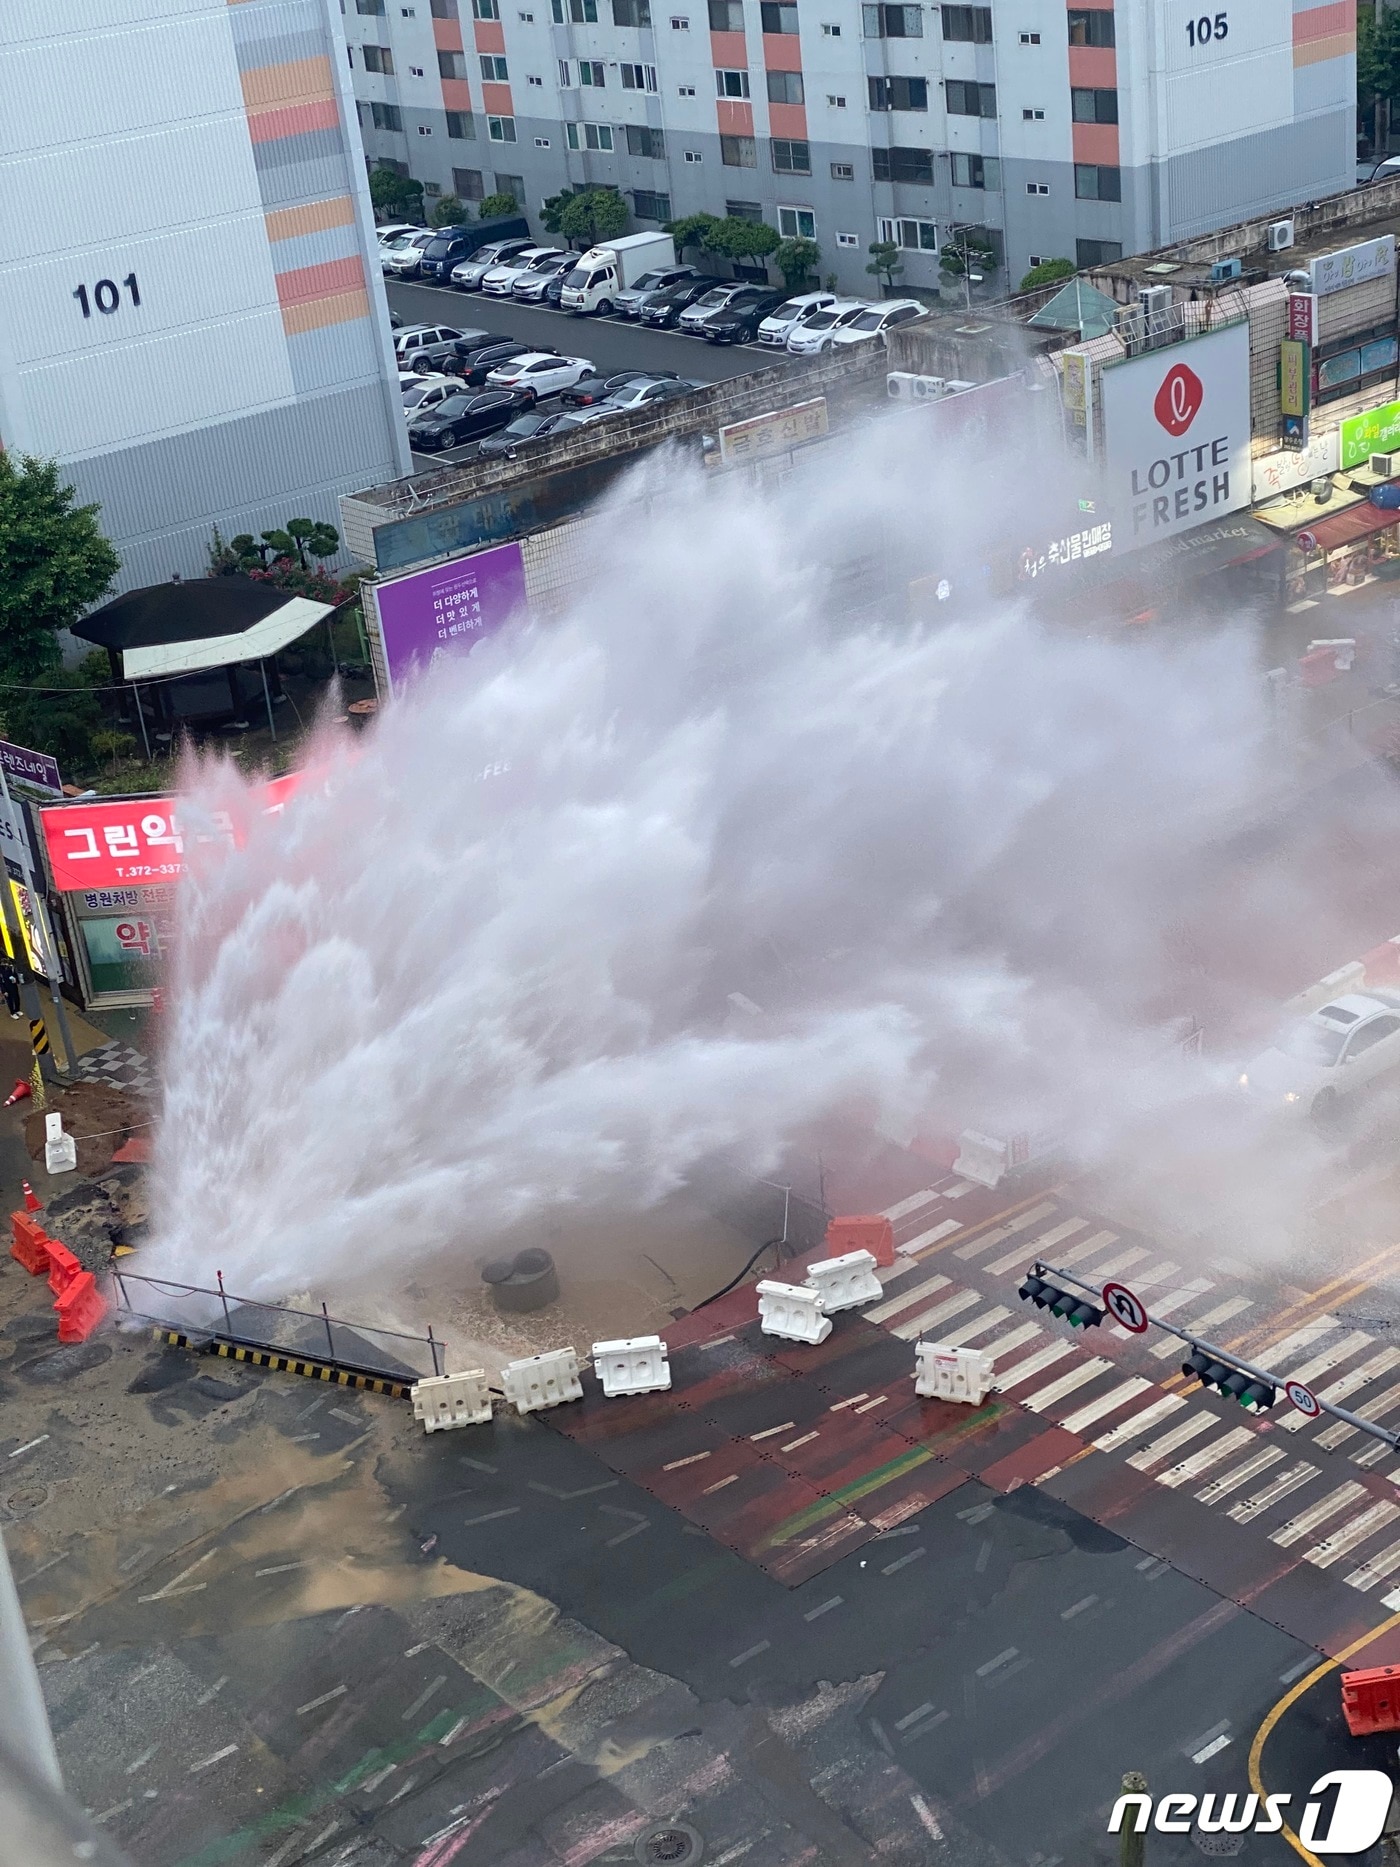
[[633, 188, 673, 218], [528, 72, 543, 84], [362, 43, 395, 71], [831, 159, 854, 178], [822, 19, 841, 29], [685, 148, 702, 160], [480, 53, 509, 79], [761, 0, 799, 28], [949, 150, 998, 187], [1026, 180, 1048, 194], [431, 0, 458, 10], [1019, 28, 1039, 42], [772, 137, 811, 173], [493, 171, 523, 200], [940, 4, 991, 40], [716, 68, 751, 96], [626, 123, 666, 155], [613, 0, 652, 19], [1022, 106, 1044, 119], [767, 69, 804, 103], [370, 101, 403, 128], [873, 144, 934, 183], [418, 124, 433, 133], [551, 0, 598, 16], [679, 81, 696, 91], [1068, 7, 1114, 46], [565, 120, 614, 148], [869, 74, 928, 110], [621, 62, 659, 88], [726, 198, 763, 218], [863, 2, 922, 34], [721, 133, 757, 164], [536, 134, 550, 144], [579, 58, 605, 82], [559, 57, 572, 82], [472, 0, 499, 12], [438, 48, 466, 78], [778, 204, 816, 237], [945, 79, 995, 116], [827, 93, 846, 105], [1074, 162, 1120, 200], [409, 64, 426, 75], [1076, 237, 1122, 266], [709, 0, 744, 24], [356, 0, 385, 12], [672, 15, 690, 25], [446, 111, 476, 137], [1072, 86, 1118, 123], [488, 114, 518, 139], [879, 215, 938, 250]]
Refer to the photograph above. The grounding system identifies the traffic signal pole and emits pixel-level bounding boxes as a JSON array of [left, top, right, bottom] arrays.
[[1029, 1258, 1400, 1453]]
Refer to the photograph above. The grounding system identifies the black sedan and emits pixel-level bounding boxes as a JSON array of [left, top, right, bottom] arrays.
[[448, 338, 539, 383], [636, 276, 726, 329], [700, 289, 789, 344], [406, 387, 532, 451], [476, 408, 577, 459], [558, 369, 679, 408]]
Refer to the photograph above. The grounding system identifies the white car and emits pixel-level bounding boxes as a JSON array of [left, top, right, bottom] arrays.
[[376, 222, 421, 248], [827, 299, 926, 346], [757, 291, 837, 347], [1240, 994, 1400, 1122], [785, 300, 870, 355], [401, 375, 459, 414], [480, 247, 567, 296], [383, 230, 436, 277], [484, 352, 595, 399]]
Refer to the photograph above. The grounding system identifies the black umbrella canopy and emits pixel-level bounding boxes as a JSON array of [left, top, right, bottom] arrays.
[[73, 578, 291, 652]]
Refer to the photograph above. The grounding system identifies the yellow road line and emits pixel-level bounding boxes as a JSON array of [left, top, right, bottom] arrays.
[[1248, 1606, 1400, 1866], [911, 1182, 1068, 1262]]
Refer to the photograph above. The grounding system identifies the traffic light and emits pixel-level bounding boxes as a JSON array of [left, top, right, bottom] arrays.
[[1019, 1274, 1103, 1329], [1180, 1347, 1275, 1411]]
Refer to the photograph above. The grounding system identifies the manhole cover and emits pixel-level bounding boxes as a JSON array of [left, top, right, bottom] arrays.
[[635, 1821, 702, 1866], [2, 1482, 52, 1518], [1194, 1836, 1245, 1858]]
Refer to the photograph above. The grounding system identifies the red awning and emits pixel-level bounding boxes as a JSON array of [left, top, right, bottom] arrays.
[[1300, 500, 1400, 553]]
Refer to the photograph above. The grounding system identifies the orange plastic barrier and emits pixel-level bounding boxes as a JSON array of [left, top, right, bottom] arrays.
[[45, 1240, 82, 1296], [55, 1272, 108, 1344], [9, 1212, 50, 1277], [1341, 1664, 1400, 1737], [823, 1214, 895, 1268]]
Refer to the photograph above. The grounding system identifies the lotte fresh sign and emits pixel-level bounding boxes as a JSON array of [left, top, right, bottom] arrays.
[[1100, 323, 1252, 554]]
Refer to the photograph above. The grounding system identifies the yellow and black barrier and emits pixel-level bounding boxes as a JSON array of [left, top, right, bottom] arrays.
[[152, 1327, 412, 1399], [29, 1019, 47, 1057]]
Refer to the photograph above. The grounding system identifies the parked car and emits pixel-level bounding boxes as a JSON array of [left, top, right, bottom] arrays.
[[389, 309, 404, 329], [484, 352, 596, 400], [393, 325, 466, 370], [481, 247, 568, 297], [541, 267, 571, 308], [549, 406, 618, 431], [756, 291, 837, 348], [450, 339, 542, 385], [383, 230, 437, 278], [401, 376, 461, 415], [560, 232, 677, 314], [559, 369, 679, 408], [785, 300, 869, 354], [1240, 993, 1400, 1123], [677, 281, 776, 336], [406, 387, 533, 451], [596, 377, 703, 413], [636, 276, 726, 328], [700, 289, 789, 345], [417, 217, 531, 284], [512, 256, 575, 302], [450, 238, 536, 290], [476, 408, 579, 458], [376, 222, 421, 248], [614, 264, 698, 318], [827, 299, 927, 346]]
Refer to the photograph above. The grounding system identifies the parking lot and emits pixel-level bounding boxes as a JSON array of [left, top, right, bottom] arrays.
[[387, 275, 771, 468]]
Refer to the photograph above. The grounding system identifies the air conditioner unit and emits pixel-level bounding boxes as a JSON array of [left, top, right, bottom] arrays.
[[1115, 302, 1145, 352], [1209, 257, 1243, 283], [1268, 218, 1296, 252], [1373, 453, 1398, 477], [1138, 283, 1172, 322], [886, 371, 946, 400], [944, 380, 976, 393]]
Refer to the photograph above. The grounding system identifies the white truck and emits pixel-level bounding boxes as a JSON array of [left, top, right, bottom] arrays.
[[560, 231, 676, 315]]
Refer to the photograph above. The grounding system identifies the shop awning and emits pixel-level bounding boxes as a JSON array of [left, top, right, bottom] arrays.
[[119, 597, 333, 680], [74, 577, 334, 679], [1297, 499, 1400, 553]]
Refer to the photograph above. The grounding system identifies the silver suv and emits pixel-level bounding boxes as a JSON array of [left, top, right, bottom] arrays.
[[393, 325, 466, 370]]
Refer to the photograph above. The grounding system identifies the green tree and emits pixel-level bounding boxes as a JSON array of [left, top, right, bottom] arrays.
[[706, 216, 780, 267], [263, 519, 340, 570], [940, 229, 998, 280], [1359, 4, 1400, 145], [1019, 256, 1076, 293], [866, 239, 904, 293], [665, 212, 724, 259], [774, 235, 820, 289], [0, 654, 106, 777], [0, 455, 119, 685], [541, 185, 628, 248], [431, 194, 470, 227], [368, 163, 424, 223], [479, 190, 522, 219]]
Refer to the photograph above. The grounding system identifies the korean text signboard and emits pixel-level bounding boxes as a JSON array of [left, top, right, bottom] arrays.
[[0, 740, 61, 797], [368, 542, 528, 698], [1100, 323, 1252, 553], [718, 397, 829, 466], [1309, 234, 1395, 298], [1340, 399, 1400, 471]]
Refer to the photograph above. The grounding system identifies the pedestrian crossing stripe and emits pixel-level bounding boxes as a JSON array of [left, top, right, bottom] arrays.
[[151, 1327, 412, 1398]]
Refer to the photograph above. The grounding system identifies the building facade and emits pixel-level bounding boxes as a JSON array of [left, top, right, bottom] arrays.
[[0, 0, 410, 593], [345, 0, 1355, 297]]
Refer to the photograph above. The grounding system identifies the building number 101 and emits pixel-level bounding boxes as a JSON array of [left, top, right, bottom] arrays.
[[1185, 11, 1227, 43], [73, 274, 141, 318]]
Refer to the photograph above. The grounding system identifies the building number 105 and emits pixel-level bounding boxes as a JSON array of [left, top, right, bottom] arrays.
[[1185, 11, 1227, 43], [73, 274, 141, 318]]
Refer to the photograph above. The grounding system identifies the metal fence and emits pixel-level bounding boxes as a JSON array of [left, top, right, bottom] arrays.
[[109, 1270, 445, 1382]]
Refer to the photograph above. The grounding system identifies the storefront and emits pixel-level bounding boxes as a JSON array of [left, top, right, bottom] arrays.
[[1016, 512, 1287, 626], [1280, 496, 1400, 605]]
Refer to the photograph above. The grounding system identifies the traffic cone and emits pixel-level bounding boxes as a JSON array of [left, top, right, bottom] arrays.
[[21, 1182, 39, 1213], [3, 1080, 30, 1108]]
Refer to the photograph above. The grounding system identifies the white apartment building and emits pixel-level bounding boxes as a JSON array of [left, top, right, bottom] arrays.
[[342, 0, 1356, 296]]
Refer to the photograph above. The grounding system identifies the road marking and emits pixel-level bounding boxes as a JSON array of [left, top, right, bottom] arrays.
[[1279, 1656, 1317, 1684], [256, 1561, 309, 1577], [458, 1457, 497, 1474], [897, 1219, 963, 1255], [1348, 1535, 1400, 1592], [17, 1552, 69, 1585], [984, 1218, 1089, 1278], [975, 1540, 991, 1573], [975, 1647, 1019, 1678], [662, 1451, 711, 1470], [1142, 1280, 1213, 1320], [902, 1712, 951, 1745], [1093, 1392, 1187, 1451], [94, 1799, 133, 1824], [1278, 1331, 1373, 1394], [895, 1701, 935, 1730], [1255, 1317, 1342, 1371], [881, 1546, 926, 1575], [1271, 1481, 1367, 1547], [195, 1676, 228, 1706], [828, 1393, 869, 1411], [1133, 1258, 1182, 1289], [138, 1549, 218, 1601], [1060, 1595, 1098, 1620], [1192, 1734, 1232, 1765], [189, 1745, 239, 1773], [984, 1322, 1043, 1363], [297, 1685, 348, 1715], [699, 1334, 736, 1349], [9, 1436, 48, 1458], [124, 1745, 159, 1775], [993, 1342, 1074, 1391], [1305, 1500, 1400, 1569], [729, 1640, 771, 1667], [953, 1200, 1059, 1262], [867, 1275, 950, 1323], [1126, 1413, 1215, 1472], [750, 1421, 796, 1441], [781, 1432, 819, 1452], [401, 1676, 447, 1721], [1281, 1348, 1400, 1433], [1086, 1245, 1150, 1280], [462, 1508, 520, 1526], [1021, 1357, 1112, 1415], [1149, 1296, 1253, 1358], [702, 1473, 739, 1494], [803, 1596, 842, 1620], [1059, 1377, 1152, 1435], [1058, 1229, 1120, 1267], [882, 1190, 944, 1223], [852, 1395, 886, 1414], [1156, 1427, 1255, 1491], [1228, 1462, 1319, 1525], [1195, 1446, 1285, 1504], [891, 1289, 981, 1340], [940, 1305, 1011, 1346]]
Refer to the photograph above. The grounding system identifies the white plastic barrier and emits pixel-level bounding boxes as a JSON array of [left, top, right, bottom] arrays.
[[1282, 959, 1366, 1020], [757, 1279, 831, 1345], [953, 1130, 1009, 1189], [804, 1249, 881, 1313], [592, 1335, 671, 1397], [915, 1342, 994, 1406], [43, 1114, 76, 1176], [411, 1368, 493, 1432], [502, 1346, 583, 1414]]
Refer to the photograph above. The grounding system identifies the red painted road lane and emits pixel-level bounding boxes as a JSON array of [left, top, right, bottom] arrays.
[[978, 1426, 1085, 1494]]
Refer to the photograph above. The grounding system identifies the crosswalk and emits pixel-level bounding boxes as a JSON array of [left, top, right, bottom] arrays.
[[873, 1180, 1400, 1616]]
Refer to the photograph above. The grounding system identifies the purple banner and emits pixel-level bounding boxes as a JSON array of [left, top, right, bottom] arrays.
[[372, 542, 528, 696], [0, 738, 62, 796]]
